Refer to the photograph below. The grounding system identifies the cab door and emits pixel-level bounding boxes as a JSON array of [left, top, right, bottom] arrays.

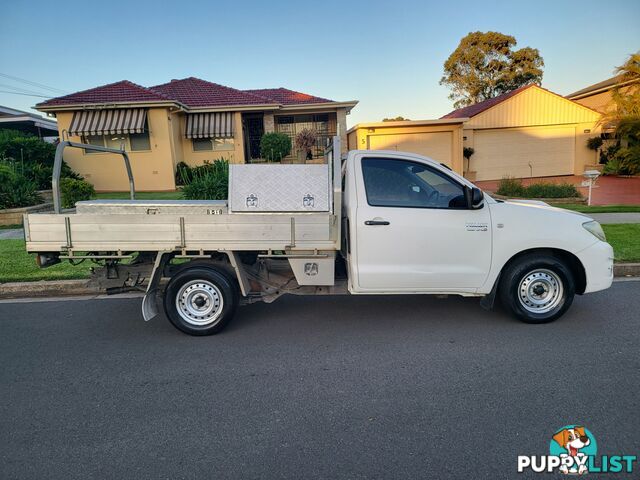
[[352, 155, 491, 292]]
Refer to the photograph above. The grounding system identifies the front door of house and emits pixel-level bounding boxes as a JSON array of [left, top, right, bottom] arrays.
[[244, 115, 264, 161]]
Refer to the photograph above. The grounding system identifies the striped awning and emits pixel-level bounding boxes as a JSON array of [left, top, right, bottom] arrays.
[[68, 109, 147, 136], [185, 112, 234, 139]]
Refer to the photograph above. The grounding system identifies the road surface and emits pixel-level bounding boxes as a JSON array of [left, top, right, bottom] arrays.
[[1, 281, 639, 479]]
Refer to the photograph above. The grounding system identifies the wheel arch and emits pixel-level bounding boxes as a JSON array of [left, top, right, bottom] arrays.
[[499, 247, 587, 295], [165, 252, 250, 297]]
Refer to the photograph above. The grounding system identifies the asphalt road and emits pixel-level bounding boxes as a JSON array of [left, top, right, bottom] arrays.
[[1, 282, 639, 480]]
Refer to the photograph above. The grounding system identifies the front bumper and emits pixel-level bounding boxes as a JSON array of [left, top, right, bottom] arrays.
[[576, 240, 614, 293]]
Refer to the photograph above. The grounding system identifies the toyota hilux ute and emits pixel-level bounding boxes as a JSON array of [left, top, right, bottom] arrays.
[[23, 137, 614, 335]]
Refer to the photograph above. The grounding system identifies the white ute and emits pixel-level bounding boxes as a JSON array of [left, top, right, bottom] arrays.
[[23, 137, 614, 335]]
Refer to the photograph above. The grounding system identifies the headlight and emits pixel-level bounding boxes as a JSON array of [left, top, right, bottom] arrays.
[[582, 220, 606, 242]]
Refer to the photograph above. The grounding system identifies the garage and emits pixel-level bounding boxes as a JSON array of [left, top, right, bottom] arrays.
[[347, 119, 465, 175], [440, 84, 602, 181], [472, 126, 575, 181], [368, 131, 453, 166]]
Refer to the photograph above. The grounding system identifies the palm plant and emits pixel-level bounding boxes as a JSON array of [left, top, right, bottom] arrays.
[[598, 52, 640, 175]]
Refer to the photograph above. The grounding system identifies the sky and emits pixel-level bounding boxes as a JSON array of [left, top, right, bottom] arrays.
[[1, 0, 639, 127]]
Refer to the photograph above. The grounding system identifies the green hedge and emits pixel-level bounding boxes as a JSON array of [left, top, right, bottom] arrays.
[[60, 178, 95, 208], [0, 130, 80, 189], [0, 163, 41, 209], [260, 132, 291, 162], [496, 177, 581, 199]]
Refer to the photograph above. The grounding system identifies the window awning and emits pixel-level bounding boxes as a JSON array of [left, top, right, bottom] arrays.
[[68, 109, 147, 136], [185, 112, 234, 139]]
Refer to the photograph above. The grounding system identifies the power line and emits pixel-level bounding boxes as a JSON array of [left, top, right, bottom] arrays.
[[0, 90, 52, 99], [0, 72, 67, 94], [0, 83, 54, 97]]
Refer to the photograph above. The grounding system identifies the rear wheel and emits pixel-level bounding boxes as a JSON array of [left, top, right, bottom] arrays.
[[163, 267, 238, 335], [499, 255, 575, 324]]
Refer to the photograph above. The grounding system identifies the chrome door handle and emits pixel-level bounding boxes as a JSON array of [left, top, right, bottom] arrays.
[[364, 220, 390, 226]]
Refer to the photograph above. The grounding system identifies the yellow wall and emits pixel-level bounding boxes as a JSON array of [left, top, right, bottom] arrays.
[[457, 86, 602, 180], [466, 85, 601, 129], [179, 111, 245, 167], [347, 123, 464, 175], [463, 122, 601, 180], [56, 108, 177, 191]]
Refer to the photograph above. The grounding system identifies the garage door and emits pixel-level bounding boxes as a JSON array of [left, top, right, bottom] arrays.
[[473, 126, 575, 181], [368, 132, 453, 167]]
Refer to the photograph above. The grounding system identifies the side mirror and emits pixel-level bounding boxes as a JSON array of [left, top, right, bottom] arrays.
[[464, 186, 484, 209]]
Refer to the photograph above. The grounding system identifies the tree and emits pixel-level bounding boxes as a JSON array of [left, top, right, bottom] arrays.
[[440, 31, 544, 108], [599, 52, 640, 175], [382, 116, 410, 122], [601, 52, 640, 127]]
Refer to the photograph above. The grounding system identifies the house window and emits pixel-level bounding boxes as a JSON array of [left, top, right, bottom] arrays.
[[192, 138, 234, 152], [130, 132, 151, 151], [275, 113, 336, 160], [83, 131, 151, 154]]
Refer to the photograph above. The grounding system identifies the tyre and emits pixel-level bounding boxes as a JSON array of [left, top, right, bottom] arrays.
[[499, 254, 575, 324], [163, 266, 238, 335]]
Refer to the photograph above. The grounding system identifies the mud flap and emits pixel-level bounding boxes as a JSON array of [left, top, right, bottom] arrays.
[[141, 251, 172, 321], [480, 273, 500, 311], [142, 288, 160, 321]]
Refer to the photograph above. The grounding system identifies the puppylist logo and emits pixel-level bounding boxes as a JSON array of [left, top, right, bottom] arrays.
[[517, 425, 637, 475]]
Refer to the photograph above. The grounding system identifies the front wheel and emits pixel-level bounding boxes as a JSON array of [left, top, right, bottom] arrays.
[[163, 267, 238, 335], [499, 255, 575, 324]]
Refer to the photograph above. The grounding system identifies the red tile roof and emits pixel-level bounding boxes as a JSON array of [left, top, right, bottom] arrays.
[[440, 84, 534, 119], [243, 88, 332, 105], [36, 77, 341, 110], [150, 77, 275, 108], [36, 80, 171, 108]]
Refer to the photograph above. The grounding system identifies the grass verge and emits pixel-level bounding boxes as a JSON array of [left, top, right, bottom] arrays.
[[0, 240, 91, 283], [602, 224, 640, 263], [553, 204, 640, 213]]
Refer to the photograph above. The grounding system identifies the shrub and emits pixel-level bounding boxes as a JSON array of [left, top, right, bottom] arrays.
[[603, 159, 623, 175], [0, 163, 41, 209], [463, 147, 475, 159], [612, 145, 640, 175], [260, 132, 291, 162], [524, 182, 580, 198], [586, 137, 603, 151], [496, 177, 580, 198], [60, 178, 95, 208], [0, 130, 81, 189], [175, 159, 229, 186], [175, 161, 192, 186], [496, 177, 526, 197], [182, 159, 229, 200], [295, 129, 317, 160]]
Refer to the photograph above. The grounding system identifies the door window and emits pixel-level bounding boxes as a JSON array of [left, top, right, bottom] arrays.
[[362, 158, 467, 209]]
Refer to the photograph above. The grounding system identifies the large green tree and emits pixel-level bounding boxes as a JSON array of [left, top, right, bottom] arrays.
[[440, 31, 544, 108]]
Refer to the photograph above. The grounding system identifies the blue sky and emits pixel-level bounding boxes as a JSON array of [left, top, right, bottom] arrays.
[[1, 0, 638, 126]]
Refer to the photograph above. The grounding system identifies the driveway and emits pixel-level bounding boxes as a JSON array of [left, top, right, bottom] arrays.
[[1, 282, 639, 479]]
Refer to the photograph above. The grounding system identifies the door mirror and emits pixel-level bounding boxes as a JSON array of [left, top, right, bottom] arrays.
[[464, 186, 484, 209]]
